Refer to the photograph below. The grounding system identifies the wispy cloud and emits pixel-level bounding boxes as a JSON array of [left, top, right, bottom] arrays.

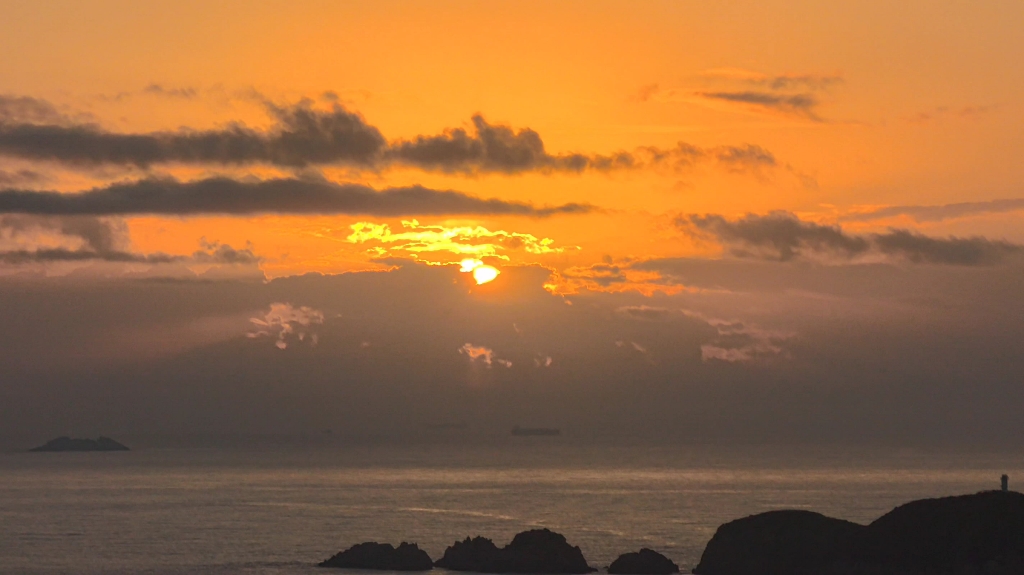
[[689, 68, 841, 121], [696, 91, 822, 121], [616, 305, 792, 363], [141, 84, 199, 99], [247, 303, 324, 350], [841, 198, 1024, 223], [459, 343, 511, 368]]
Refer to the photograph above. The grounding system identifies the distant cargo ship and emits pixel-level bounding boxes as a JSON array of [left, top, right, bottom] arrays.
[[511, 426, 560, 437]]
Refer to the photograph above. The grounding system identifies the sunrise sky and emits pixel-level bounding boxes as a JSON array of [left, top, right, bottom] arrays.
[[1, 1, 1022, 445]]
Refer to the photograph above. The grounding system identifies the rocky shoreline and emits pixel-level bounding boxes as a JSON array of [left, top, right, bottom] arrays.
[[319, 491, 1024, 575]]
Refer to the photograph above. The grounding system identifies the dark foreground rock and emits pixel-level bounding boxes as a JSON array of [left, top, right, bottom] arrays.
[[608, 549, 679, 574], [693, 510, 863, 575], [436, 528, 596, 573], [319, 542, 433, 570], [29, 436, 129, 452], [855, 490, 1024, 574], [694, 491, 1024, 575]]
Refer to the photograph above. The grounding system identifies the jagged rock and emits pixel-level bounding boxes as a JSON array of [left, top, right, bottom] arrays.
[[608, 549, 679, 574], [319, 542, 433, 570], [29, 436, 130, 452], [434, 536, 502, 572], [693, 510, 864, 575], [694, 491, 1024, 575], [436, 528, 596, 573]]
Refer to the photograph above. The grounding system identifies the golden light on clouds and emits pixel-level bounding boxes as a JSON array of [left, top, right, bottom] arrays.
[[346, 220, 572, 263]]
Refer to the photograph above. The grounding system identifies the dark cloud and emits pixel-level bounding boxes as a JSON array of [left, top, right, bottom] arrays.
[[873, 229, 1020, 266], [681, 212, 869, 261], [616, 305, 674, 321], [387, 114, 659, 174], [842, 198, 1024, 223], [0, 95, 68, 124], [191, 239, 261, 265], [0, 214, 127, 252], [0, 97, 778, 176], [0, 247, 180, 265], [0, 215, 259, 266], [0, 168, 45, 186], [0, 177, 594, 217], [697, 91, 822, 120], [141, 84, 199, 99], [0, 102, 386, 167], [561, 263, 629, 286], [712, 144, 777, 172], [758, 74, 843, 91], [0, 244, 259, 265], [678, 211, 1021, 266]]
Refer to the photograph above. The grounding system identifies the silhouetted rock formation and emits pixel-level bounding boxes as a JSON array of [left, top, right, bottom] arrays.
[[435, 536, 502, 572], [318, 542, 433, 570], [608, 549, 679, 574], [694, 510, 863, 575], [29, 436, 129, 452], [694, 491, 1024, 575], [854, 490, 1024, 574], [436, 528, 596, 573]]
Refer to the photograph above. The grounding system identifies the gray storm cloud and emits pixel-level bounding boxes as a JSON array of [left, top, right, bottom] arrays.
[[0, 177, 594, 217]]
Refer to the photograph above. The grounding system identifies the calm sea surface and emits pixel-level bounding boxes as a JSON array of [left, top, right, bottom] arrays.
[[2, 442, 1022, 575]]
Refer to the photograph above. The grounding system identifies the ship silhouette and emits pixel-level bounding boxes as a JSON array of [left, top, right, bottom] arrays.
[[511, 425, 561, 437]]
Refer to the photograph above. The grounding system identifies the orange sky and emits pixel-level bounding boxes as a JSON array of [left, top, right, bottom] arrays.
[[0, 0, 1022, 279]]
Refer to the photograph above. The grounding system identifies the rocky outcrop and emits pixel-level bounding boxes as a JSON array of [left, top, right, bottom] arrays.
[[694, 491, 1024, 575], [854, 490, 1024, 574], [608, 549, 679, 574], [693, 510, 863, 575], [29, 436, 130, 452], [434, 536, 502, 572], [435, 528, 596, 573], [318, 542, 433, 570]]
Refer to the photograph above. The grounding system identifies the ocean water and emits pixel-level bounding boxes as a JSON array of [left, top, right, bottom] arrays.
[[1, 441, 1021, 575]]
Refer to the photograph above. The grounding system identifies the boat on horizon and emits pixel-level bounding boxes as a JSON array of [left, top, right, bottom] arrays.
[[511, 426, 561, 437]]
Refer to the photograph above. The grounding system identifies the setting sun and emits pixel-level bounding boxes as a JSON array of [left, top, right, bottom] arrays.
[[460, 258, 499, 284], [472, 265, 499, 285]]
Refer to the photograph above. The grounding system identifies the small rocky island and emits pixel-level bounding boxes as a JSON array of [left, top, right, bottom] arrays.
[[608, 549, 680, 574], [435, 528, 596, 573], [29, 436, 130, 452], [319, 542, 433, 570], [694, 490, 1024, 575]]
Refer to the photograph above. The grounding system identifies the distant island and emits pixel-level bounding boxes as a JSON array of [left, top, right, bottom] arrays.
[[29, 436, 130, 452], [511, 426, 560, 437]]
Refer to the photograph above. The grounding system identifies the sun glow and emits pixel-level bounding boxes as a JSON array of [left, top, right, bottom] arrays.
[[460, 258, 500, 284]]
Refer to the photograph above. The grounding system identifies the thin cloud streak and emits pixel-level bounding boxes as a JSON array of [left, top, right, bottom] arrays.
[[842, 198, 1024, 223]]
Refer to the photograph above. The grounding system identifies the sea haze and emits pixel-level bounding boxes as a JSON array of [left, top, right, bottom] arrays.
[[2, 442, 1021, 575]]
